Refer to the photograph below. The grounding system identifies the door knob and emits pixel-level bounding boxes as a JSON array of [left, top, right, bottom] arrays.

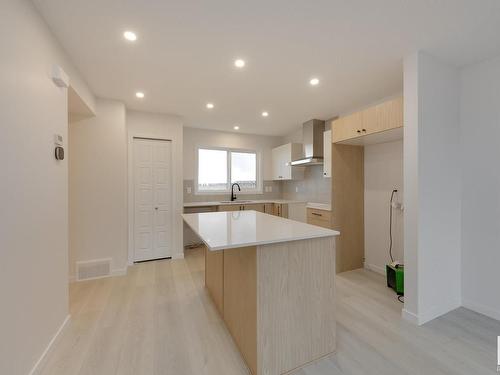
[[155, 207, 159, 210]]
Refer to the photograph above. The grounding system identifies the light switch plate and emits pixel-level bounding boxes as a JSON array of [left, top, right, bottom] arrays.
[[186, 186, 192, 194]]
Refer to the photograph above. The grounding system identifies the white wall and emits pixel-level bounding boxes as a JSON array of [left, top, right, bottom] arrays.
[[0, 0, 94, 373], [460, 55, 500, 321], [69, 99, 128, 278], [403, 51, 462, 325], [364, 140, 404, 274], [127, 110, 184, 259], [183, 127, 283, 181]]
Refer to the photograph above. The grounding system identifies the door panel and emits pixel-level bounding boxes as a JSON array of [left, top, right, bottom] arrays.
[[134, 138, 173, 261]]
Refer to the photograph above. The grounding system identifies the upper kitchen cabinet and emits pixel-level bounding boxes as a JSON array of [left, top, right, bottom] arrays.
[[323, 130, 332, 178], [272, 143, 304, 180], [331, 96, 403, 144]]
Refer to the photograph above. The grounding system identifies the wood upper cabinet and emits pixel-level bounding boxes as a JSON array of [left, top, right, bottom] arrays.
[[271, 143, 304, 180], [332, 96, 403, 143]]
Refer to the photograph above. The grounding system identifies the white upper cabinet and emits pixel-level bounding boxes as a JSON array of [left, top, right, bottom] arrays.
[[323, 130, 332, 178], [271, 143, 304, 180]]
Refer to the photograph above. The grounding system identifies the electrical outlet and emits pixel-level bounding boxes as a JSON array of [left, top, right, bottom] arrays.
[[186, 186, 192, 194], [295, 187, 299, 193]]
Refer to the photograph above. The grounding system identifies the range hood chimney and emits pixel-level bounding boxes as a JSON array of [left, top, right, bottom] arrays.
[[290, 119, 325, 166]]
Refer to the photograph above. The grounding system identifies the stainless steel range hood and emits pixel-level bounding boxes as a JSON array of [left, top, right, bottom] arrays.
[[290, 119, 325, 166]]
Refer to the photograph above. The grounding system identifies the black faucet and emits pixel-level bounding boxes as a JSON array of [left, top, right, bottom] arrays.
[[231, 183, 241, 201]]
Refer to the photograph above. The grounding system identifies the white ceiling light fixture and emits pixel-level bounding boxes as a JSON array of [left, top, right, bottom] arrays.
[[123, 31, 137, 42], [206, 103, 215, 109], [261, 111, 269, 117], [234, 59, 246, 68], [233, 125, 240, 130], [309, 77, 320, 86], [135, 91, 145, 99]]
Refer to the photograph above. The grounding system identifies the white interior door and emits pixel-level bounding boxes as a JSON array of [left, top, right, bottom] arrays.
[[133, 138, 172, 262]]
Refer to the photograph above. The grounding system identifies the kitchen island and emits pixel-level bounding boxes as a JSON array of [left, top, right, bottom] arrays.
[[182, 210, 339, 375]]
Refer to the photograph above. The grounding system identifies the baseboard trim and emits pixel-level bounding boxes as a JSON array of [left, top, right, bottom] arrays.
[[463, 299, 500, 321], [402, 299, 461, 326], [418, 299, 461, 325], [402, 308, 419, 325], [29, 314, 71, 375], [364, 263, 386, 275], [69, 266, 128, 283]]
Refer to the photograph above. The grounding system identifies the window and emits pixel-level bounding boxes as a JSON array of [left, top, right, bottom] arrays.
[[196, 147, 260, 193]]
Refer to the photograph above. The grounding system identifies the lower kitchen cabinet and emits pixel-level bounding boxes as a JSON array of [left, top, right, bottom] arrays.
[[306, 207, 331, 229], [273, 203, 288, 218]]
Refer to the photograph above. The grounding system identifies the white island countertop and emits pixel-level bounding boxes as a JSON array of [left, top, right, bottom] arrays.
[[182, 210, 339, 251]]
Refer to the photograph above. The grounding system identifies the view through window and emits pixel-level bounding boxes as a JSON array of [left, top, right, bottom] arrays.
[[197, 148, 259, 192]]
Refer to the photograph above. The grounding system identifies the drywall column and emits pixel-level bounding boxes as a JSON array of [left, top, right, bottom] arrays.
[[0, 0, 95, 373], [69, 99, 128, 279], [460, 55, 500, 320], [403, 51, 461, 325]]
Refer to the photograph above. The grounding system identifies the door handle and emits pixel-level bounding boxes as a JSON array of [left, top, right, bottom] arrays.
[[155, 207, 159, 210]]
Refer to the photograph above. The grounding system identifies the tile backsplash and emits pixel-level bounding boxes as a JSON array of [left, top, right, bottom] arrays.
[[183, 180, 282, 202], [282, 165, 331, 204], [184, 166, 330, 204]]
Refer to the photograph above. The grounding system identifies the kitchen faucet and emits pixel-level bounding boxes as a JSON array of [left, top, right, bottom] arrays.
[[231, 183, 241, 201]]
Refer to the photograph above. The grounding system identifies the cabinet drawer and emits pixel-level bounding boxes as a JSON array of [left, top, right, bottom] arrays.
[[306, 208, 331, 223], [307, 217, 332, 229]]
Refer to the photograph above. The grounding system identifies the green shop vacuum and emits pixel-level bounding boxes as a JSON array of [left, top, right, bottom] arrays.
[[386, 189, 404, 297], [386, 263, 404, 295]]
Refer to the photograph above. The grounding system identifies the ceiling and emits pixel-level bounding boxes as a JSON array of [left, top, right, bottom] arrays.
[[35, 0, 500, 136]]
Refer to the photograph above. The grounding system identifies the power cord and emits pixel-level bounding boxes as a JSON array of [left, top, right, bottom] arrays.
[[398, 295, 404, 303], [389, 189, 398, 263]]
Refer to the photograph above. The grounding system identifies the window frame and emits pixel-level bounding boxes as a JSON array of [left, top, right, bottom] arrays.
[[194, 146, 262, 195]]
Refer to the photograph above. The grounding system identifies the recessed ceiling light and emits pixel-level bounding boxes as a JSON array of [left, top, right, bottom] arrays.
[[234, 59, 246, 68], [135, 91, 145, 98], [206, 103, 214, 109], [262, 111, 269, 117], [233, 125, 240, 130], [310, 78, 320, 86], [123, 31, 137, 41]]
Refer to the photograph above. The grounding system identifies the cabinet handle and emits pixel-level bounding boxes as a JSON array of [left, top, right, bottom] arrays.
[[362, 129, 366, 132], [312, 212, 322, 217], [357, 130, 361, 133]]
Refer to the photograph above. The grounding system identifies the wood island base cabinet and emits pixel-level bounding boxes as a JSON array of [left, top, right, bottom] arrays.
[[204, 236, 336, 375]]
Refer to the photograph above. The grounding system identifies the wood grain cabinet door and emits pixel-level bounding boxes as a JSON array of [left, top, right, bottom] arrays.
[[332, 112, 363, 143]]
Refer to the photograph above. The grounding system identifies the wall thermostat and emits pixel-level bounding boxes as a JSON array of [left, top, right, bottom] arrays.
[[54, 134, 64, 160], [55, 146, 65, 160]]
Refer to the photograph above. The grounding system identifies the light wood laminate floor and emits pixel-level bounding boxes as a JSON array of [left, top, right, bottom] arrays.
[[40, 248, 500, 375]]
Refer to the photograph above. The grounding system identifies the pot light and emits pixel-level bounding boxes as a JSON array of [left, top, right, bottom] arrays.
[[123, 31, 137, 42], [234, 59, 246, 68], [261, 111, 269, 117], [135, 91, 145, 99], [206, 103, 214, 109], [233, 125, 240, 130], [309, 78, 320, 86]]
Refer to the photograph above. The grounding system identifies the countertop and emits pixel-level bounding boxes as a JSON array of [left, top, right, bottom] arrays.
[[183, 199, 306, 208], [306, 202, 332, 211], [182, 210, 339, 251]]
